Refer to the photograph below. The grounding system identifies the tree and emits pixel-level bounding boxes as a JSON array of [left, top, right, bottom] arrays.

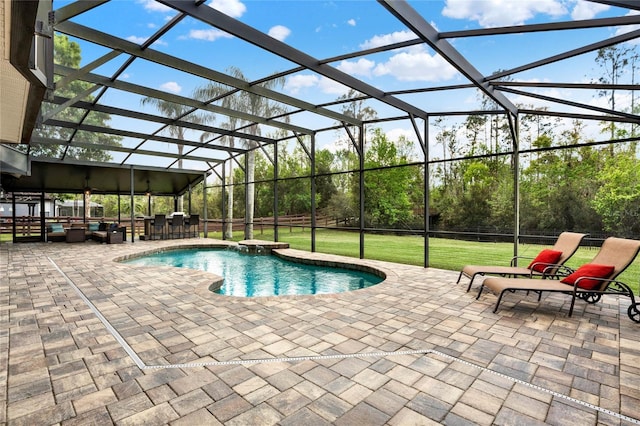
[[194, 74, 242, 239], [314, 149, 337, 210], [31, 34, 122, 218], [519, 120, 603, 233], [140, 91, 212, 212], [363, 129, 414, 228], [33, 34, 121, 160], [592, 148, 640, 237], [594, 45, 636, 139], [194, 67, 288, 239], [139, 98, 192, 169]]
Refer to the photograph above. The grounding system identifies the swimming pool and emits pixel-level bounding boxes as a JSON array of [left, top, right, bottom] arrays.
[[124, 248, 384, 297]]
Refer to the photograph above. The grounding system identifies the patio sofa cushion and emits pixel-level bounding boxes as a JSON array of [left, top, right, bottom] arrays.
[[50, 223, 64, 233], [47, 224, 67, 242], [92, 231, 108, 242]]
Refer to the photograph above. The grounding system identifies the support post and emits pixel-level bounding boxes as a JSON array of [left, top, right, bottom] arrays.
[[423, 119, 430, 268], [512, 113, 520, 260], [221, 161, 226, 239], [311, 134, 316, 252], [359, 124, 365, 259], [244, 153, 249, 239], [40, 191, 45, 242], [203, 172, 208, 237], [274, 141, 279, 242], [130, 166, 135, 243]]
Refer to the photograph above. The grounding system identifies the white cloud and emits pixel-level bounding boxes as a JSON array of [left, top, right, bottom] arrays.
[[127, 35, 167, 46], [127, 35, 148, 45], [442, 0, 567, 27], [138, 0, 172, 13], [386, 128, 418, 144], [160, 81, 182, 94], [374, 48, 459, 82], [208, 0, 246, 18], [571, 1, 609, 20], [284, 74, 349, 96], [268, 25, 291, 42], [187, 28, 233, 41], [347, 19, 356, 27], [360, 30, 416, 50], [336, 58, 375, 78], [614, 10, 640, 45], [318, 76, 350, 95], [285, 74, 320, 95]]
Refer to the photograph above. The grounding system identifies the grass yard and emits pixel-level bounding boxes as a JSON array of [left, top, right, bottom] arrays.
[[209, 227, 640, 294]]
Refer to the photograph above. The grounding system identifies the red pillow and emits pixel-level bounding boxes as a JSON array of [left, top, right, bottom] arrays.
[[528, 249, 563, 273], [560, 264, 615, 290]]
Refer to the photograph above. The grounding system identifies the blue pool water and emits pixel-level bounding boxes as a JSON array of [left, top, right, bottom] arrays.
[[124, 248, 383, 297]]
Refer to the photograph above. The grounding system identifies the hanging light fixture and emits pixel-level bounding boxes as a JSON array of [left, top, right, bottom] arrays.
[[84, 176, 91, 195]]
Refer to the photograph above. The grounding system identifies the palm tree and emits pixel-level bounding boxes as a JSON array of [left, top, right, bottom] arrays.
[[140, 96, 210, 211], [140, 97, 191, 169], [194, 72, 242, 239], [195, 67, 289, 239]]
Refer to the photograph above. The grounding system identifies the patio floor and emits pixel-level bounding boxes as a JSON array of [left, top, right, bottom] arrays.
[[2, 238, 639, 425]]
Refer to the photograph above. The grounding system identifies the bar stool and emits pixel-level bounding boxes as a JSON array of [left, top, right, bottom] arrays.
[[150, 214, 166, 240], [168, 214, 184, 239], [186, 214, 199, 238]]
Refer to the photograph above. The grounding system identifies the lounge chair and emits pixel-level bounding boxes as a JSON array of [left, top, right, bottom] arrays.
[[457, 232, 587, 292], [477, 237, 640, 319]]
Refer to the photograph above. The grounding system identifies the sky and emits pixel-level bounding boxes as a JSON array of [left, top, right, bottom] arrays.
[[52, 0, 640, 168]]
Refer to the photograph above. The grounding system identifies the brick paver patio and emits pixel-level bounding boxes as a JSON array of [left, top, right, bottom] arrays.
[[2, 238, 639, 425]]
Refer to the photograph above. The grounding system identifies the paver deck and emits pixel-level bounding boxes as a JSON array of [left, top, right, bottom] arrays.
[[2, 238, 639, 425]]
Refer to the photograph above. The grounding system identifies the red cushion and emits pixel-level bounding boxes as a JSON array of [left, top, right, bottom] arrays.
[[528, 249, 563, 273], [560, 264, 615, 290]]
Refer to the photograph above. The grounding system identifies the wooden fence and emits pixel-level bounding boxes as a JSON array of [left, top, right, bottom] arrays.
[[0, 214, 343, 240]]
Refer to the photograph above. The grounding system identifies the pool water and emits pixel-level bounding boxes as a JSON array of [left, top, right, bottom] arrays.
[[124, 248, 383, 297]]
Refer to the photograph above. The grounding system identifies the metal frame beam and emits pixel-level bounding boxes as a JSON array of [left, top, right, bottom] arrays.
[[379, 0, 518, 117], [158, 0, 429, 120], [55, 20, 362, 126], [53, 64, 314, 135]]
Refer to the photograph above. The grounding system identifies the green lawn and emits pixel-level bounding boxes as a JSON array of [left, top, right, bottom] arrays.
[[209, 228, 640, 294]]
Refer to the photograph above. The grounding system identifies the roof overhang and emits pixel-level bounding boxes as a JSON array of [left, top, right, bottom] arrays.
[[1, 0, 50, 145], [3, 158, 208, 196]]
